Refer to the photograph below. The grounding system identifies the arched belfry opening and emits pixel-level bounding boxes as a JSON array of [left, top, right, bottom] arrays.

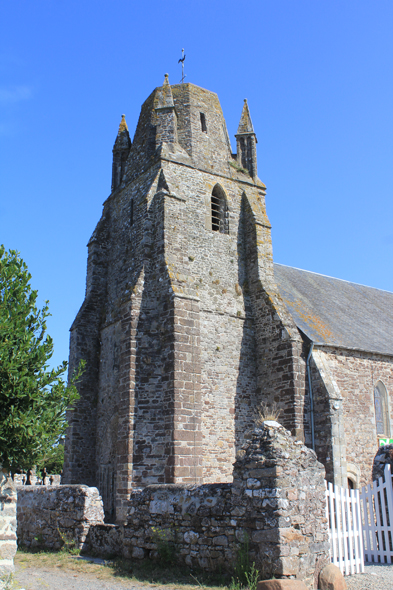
[[211, 185, 229, 234]]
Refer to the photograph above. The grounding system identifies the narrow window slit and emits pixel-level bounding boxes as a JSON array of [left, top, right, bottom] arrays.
[[130, 199, 134, 226], [200, 112, 207, 133]]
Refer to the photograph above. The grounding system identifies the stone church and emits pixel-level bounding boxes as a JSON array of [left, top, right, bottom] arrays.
[[63, 76, 393, 522]]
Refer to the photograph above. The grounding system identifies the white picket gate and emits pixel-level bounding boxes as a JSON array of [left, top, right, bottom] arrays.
[[325, 463, 393, 575], [360, 463, 393, 563], [326, 482, 365, 575]]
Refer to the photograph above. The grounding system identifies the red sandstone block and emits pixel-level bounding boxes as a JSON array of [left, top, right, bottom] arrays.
[[179, 456, 200, 467], [319, 564, 347, 590], [185, 363, 202, 374], [174, 310, 187, 318], [175, 344, 193, 352], [183, 423, 198, 430], [172, 445, 193, 454], [178, 319, 195, 328], [257, 580, 308, 590], [174, 466, 191, 477], [173, 430, 195, 441], [179, 301, 192, 311], [173, 369, 190, 379]]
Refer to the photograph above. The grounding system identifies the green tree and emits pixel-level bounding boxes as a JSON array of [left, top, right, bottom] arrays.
[[37, 441, 65, 476], [0, 245, 83, 475]]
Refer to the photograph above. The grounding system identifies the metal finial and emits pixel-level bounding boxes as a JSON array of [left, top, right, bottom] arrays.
[[178, 49, 186, 83]]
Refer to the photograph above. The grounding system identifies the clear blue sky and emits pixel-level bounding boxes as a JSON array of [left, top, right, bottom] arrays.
[[1, 0, 392, 372]]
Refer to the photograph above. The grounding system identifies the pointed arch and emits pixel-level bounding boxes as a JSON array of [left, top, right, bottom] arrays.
[[211, 184, 229, 234], [374, 380, 390, 437]]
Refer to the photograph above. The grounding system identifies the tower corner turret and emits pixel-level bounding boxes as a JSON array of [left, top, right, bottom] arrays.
[[235, 99, 258, 178], [111, 114, 131, 191]]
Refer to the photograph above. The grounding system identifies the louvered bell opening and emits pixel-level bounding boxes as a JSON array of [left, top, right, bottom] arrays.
[[211, 195, 221, 231]]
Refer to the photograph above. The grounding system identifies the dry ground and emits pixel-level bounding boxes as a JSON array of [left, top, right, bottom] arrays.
[[9, 551, 393, 590], [11, 550, 227, 590]]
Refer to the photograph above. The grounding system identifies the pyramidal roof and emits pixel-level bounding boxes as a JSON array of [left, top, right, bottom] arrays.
[[118, 114, 128, 133], [113, 114, 131, 150], [237, 99, 255, 135], [155, 73, 175, 109]]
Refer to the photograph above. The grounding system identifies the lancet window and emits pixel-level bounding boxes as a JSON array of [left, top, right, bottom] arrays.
[[211, 185, 229, 234], [374, 381, 390, 437]]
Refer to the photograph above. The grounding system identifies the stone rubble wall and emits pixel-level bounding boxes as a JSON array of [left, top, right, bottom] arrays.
[[0, 470, 17, 582], [16, 485, 104, 550], [86, 424, 329, 590], [15, 425, 329, 589]]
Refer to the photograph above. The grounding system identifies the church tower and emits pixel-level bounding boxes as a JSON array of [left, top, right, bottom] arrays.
[[63, 77, 305, 522]]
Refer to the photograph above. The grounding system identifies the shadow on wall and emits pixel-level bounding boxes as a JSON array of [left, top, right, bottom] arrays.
[[307, 355, 335, 483], [236, 192, 311, 451], [133, 191, 175, 485], [235, 192, 258, 455]]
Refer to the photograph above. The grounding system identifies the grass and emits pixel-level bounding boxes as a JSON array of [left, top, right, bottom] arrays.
[[15, 548, 231, 589], [228, 160, 249, 175], [254, 401, 282, 425]]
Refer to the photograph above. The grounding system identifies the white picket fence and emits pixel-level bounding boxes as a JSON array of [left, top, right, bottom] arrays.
[[326, 482, 364, 575], [326, 463, 393, 576], [360, 463, 393, 564]]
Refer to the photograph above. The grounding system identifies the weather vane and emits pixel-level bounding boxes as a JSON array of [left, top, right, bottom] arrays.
[[178, 48, 186, 83]]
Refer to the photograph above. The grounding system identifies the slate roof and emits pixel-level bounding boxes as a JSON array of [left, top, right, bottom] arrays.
[[273, 263, 393, 356]]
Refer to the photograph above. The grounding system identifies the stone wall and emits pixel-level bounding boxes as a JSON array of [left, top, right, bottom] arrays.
[[84, 424, 329, 589], [119, 423, 329, 588], [310, 346, 393, 487], [17, 425, 329, 588], [0, 469, 17, 583], [17, 485, 104, 550]]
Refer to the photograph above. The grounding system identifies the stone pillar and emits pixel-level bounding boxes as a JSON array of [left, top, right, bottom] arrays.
[[0, 467, 17, 584], [233, 422, 330, 590], [169, 294, 202, 484], [311, 349, 347, 487]]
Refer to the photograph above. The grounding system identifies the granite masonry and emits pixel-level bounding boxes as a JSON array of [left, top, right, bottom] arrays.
[[118, 422, 330, 588], [18, 424, 330, 589], [63, 76, 393, 521], [0, 468, 17, 584], [16, 485, 104, 550]]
